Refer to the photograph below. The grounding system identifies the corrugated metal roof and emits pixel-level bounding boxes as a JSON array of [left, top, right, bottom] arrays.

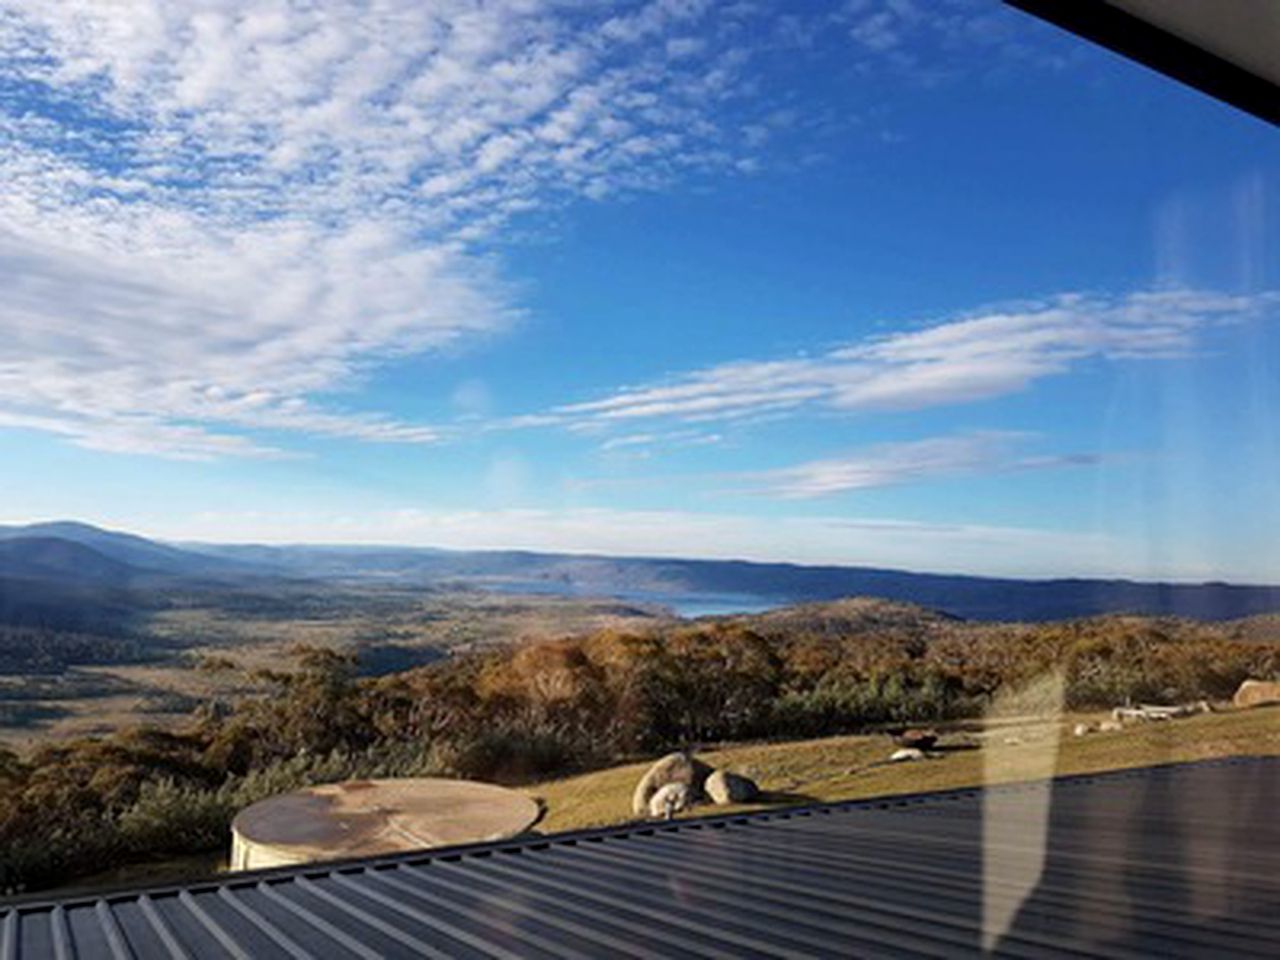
[[3, 757, 1277, 958]]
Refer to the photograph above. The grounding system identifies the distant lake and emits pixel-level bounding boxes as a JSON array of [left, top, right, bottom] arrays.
[[476, 579, 782, 618]]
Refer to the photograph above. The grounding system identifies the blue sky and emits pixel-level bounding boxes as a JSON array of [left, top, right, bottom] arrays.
[[0, 0, 1277, 580]]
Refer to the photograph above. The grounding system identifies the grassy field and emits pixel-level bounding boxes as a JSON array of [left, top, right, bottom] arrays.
[[528, 705, 1280, 833]]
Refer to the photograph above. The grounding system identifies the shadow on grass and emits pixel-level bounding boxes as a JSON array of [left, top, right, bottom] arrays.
[[930, 742, 981, 754], [754, 789, 820, 806], [522, 788, 823, 838]]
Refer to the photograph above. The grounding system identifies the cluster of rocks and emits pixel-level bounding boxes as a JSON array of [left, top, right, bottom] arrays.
[[1072, 719, 1124, 737], [1071, 678, 1280, 737], [885, 728, 939, 763], [632, 752, 761, 820], [1073, 701, 1209, 737], [633, 680, 1280, 822]]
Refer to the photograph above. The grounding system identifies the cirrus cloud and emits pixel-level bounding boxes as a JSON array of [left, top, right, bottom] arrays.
[[750, 431, 1097, 499], [537, 289, 1278, 429]]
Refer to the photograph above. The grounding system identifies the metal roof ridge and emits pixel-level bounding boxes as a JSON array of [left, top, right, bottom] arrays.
[[2, 753, 1273, 915]]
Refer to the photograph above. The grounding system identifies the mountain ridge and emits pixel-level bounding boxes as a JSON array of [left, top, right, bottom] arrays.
[[0, 536, 143, 587], [3, 520, 1280, 622]]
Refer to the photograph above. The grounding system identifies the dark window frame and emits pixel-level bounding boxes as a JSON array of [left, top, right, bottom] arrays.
[[1006, 0, 1280, 126]]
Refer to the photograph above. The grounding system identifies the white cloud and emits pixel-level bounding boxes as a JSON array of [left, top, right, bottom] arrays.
[[0, 2, 1238, 463], [0, 0, 770, 458], [599, 428, 723, 453], [0, 227, 493, 453], [536, 289, 1277, 429], [751, 432, 1094, 499], [849, 9, 909, 53], [666, 36, 706, 59], [833, 0, 1056, 76], [0, 408, 290, 461]]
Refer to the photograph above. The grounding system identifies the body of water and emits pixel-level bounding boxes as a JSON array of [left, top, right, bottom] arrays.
[[475, 579, 782, 618]]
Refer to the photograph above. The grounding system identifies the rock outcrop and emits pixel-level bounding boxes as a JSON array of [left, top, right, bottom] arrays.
[[632, 751, 712, 816], [889, 747, 926, 763], [705, 769, 760, 805], [648, 782, 695, 820], [1234, 679, 1280, 709], [895, 728, 938, 751]]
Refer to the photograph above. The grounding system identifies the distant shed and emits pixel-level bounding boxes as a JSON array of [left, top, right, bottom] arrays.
[[3, 758, 1278, 957]]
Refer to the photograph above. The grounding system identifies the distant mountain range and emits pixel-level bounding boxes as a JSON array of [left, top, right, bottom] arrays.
[[0, 521, 252, 578], [2, 520, 1280, 623], [0, 536, 139, 587], [0, 522, 255, 632]]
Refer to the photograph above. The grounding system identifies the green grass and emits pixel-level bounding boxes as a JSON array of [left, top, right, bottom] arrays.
[[528, 705, 1280, 833]]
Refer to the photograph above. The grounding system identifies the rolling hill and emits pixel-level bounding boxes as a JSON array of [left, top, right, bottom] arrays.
[[0, 522, 257, 578], [3, 520, 1280, 623], [197, 541, 1280, 621], [0, 537, 141, 587]]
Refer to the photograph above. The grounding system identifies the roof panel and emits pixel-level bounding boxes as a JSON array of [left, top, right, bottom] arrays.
[[3, 758, 1279, 958]]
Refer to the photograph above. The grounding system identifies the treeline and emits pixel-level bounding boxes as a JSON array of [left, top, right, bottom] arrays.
[[0, 577, 139, 635], [373, 616, 1280, 776], [2, 610, 1278, 895], [0, 625, 156, 675]]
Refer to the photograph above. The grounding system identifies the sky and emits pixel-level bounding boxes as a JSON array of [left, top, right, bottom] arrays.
[[0, 0, 1278, 581]]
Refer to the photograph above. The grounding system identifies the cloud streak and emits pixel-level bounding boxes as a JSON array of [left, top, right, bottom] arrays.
[[750, 432, 1095, 499], [539, 289, 1277, 429]]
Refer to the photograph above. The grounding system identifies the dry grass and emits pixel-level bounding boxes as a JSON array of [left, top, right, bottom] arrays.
[[1, 589, 665, 749], [528, 705, 1280, 833]]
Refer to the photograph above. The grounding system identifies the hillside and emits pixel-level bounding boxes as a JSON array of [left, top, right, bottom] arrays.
[[0, 537, 142, 587], [201, 544, 1280, 621], [8, 520, 1280, 622], [719, 596, 961, 641], [3, 590, 1279, 895], [0, 575, 141, 634], [0, 538, 156, 633], [0, 523, 258, 579], [530, 706, 1280, 833]]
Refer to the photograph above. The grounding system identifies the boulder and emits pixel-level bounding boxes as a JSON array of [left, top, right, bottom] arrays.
[[895, 728, 938, 750], [1234, 679, 1280, 709], [705, 769, 760, 805], [649, 782, 694, 820], [632, 751, 712, 816], [1098, 719, 1123, 733], [889, 747, 926, 763], [1073, 722, 1095, 737]]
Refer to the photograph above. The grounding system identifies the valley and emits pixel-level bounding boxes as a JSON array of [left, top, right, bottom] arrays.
[[0, 584, 666, 747], [2, 521, 1280, 896], [5, 520, 1280, 748]]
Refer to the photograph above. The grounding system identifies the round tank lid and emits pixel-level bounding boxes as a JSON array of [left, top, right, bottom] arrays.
[[231, 777, 541, 859]]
